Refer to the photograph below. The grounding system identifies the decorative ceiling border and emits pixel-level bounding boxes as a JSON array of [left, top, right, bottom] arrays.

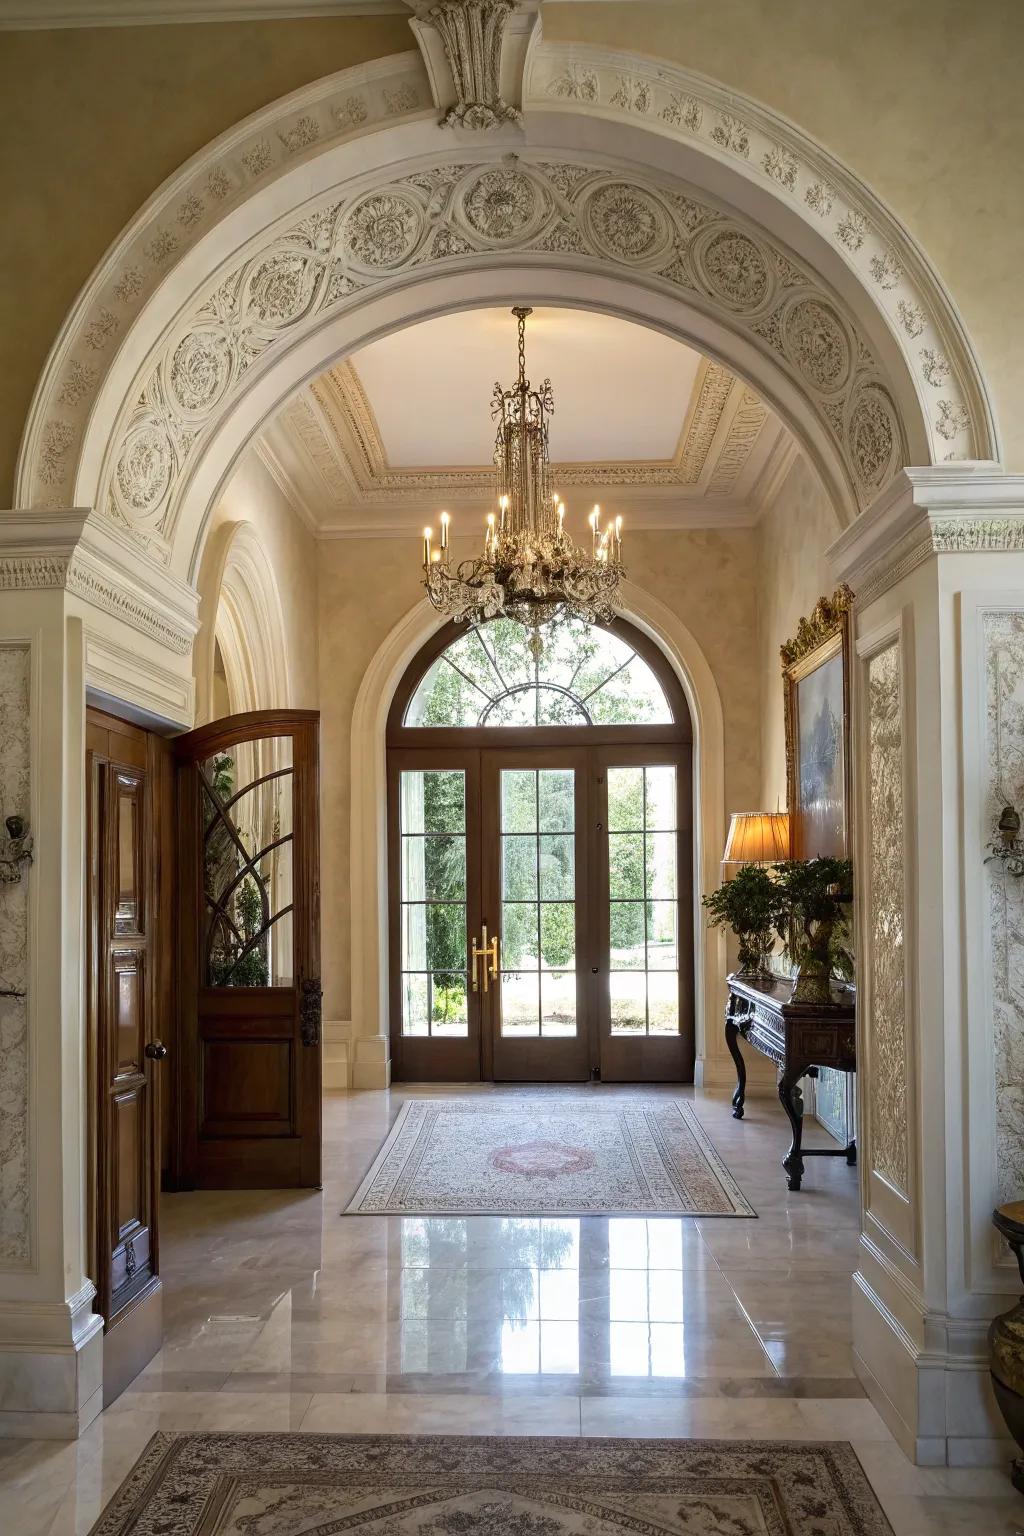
[[274, 352, 768, 512], [526, 42, 996, 473]]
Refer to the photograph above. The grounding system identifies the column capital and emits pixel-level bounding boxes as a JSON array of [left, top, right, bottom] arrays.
[[828, 467, 1024, 607], [0, 507, 200, 659]]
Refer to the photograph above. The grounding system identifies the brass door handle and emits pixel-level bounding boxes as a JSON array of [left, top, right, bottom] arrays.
[[471, 925, 500, 992]]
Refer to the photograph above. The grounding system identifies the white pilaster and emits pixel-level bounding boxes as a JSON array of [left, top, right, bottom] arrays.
[[0, 511, 199, 1437], [830, 466, 1024, 1466], [0, 526, 102, 1436]]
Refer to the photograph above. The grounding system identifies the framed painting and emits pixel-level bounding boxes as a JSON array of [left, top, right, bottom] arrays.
[[782, 586, 853, 860]]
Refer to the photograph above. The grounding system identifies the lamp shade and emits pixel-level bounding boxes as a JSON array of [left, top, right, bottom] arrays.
[[722, 810, 790, 866]]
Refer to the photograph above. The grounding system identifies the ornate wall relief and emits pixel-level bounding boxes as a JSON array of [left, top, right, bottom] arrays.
[[104, 156, 905, 555], [984, 608, 1024, 1205], [866, 639, 910, 1196], [0, 645, 31, 1268]]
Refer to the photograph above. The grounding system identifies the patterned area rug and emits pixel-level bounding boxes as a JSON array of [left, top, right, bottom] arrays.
[[88, 1433, 895, 1535], [344, 1099, 754, 1216]]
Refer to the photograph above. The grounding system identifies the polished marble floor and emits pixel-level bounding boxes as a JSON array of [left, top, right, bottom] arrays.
[[1, 1084, 1021, 1534]]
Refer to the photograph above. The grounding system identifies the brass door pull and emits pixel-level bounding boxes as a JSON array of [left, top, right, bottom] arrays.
[[471, 925, 500, 992]]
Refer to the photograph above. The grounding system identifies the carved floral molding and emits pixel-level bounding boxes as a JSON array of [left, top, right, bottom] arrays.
[[102, 156, 906, 557], [866, 638, 911, 1198]]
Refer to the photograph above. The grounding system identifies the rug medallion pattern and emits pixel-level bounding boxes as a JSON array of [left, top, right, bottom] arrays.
[[87, 1432, 895, 1535], [344, 1100, 754, 1216]]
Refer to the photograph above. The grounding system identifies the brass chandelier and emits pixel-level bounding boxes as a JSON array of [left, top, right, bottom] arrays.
[[421, 307, 624, 638]]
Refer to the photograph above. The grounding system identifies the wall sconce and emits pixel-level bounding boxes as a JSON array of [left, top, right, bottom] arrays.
[[986, 803, 1024, 878], [0, 816, 33, 885]]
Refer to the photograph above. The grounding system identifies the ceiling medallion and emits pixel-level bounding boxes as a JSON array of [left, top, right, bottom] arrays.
[[421, 306, 624, 651]]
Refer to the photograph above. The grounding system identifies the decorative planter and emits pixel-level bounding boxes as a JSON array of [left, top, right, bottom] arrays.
[[789, 958, 834, 1005], [989, 1201, 1024, 1494]]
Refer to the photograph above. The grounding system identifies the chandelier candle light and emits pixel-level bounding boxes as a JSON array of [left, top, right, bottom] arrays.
[[421, 307, 624, 648]]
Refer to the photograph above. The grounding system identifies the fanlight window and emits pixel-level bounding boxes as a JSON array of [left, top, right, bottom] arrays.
[[406, 617, 673, 728]]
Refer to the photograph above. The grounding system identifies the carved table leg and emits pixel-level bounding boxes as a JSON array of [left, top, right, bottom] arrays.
[[725, 999, 747, 1120], [778, 1065, 806, 1191]]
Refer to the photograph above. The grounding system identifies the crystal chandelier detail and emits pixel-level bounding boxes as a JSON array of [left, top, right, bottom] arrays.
[[421, 307, 624, 638]]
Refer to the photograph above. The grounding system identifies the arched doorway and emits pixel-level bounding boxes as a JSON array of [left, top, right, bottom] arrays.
[[386, 613, 693, 1084]]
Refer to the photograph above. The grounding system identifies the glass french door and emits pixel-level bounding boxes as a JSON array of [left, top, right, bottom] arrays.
[[389, 744, 692, 1083], [482, 748, 590, 1082], [594, 746, 694, 1082]]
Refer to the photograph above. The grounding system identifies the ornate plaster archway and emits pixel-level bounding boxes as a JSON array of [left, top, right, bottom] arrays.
[[11, 43, 999, 656], [347, 576, 728, 1088], [194, 519, 291, 720]]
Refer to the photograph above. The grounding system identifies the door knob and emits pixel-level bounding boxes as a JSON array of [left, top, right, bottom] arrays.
[[144, 1041, 168, 1060]]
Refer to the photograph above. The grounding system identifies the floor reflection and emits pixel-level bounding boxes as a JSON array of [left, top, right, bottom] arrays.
[[394, 1217, 700, 1383]]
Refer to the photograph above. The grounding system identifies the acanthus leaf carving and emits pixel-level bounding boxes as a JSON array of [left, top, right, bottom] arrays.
[[866, 639, 911, 1197]]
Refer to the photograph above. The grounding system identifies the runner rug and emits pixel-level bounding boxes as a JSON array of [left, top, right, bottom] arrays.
[[344, 1099, 754, 1217], [88, 1432, 894, 1535]]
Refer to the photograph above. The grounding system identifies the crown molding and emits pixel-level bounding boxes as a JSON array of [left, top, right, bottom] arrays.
[[828, 467, 1024, 608], [0, 507, 200, 655], [0, 0, 407, 27], [315, 498, 759, 538], [258, 350, 777, 534]]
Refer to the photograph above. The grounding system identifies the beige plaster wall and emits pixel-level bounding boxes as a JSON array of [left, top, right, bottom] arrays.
[[317, 525, 761, 1024], [0, 15, 408, 504], [544, 0, 1024, 472], [754, 450, 841, 813], [195, 452, 319, 719]]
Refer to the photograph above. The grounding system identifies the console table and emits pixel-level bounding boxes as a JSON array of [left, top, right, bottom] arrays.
[[725, 972, 857, 1191]]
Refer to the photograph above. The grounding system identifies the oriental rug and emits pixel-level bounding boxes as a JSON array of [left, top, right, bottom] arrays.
[[344, 1099, 754, 1216], [87, 1432, 895, 1535]]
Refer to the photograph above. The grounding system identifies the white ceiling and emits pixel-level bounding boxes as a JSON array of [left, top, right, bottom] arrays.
[[350, 308, 704, 468], [255, 304, 791, 535]]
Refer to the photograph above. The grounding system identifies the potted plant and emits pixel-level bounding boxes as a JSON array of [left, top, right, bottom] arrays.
[[702, 863, 783, 981], [773, 856, 854, 1004]]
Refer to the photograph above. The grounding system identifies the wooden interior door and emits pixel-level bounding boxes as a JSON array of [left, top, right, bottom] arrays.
[[175, 710, 321, 1189], [482, 747, 591, 1082], [87, 709, 172, 1404]]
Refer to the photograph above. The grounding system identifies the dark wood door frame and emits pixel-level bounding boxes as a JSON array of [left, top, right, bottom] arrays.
[[591, 742, 695, 1083], [385, 618, 695, 1085], [86, 707, 174, 1404], [174, 709, 321, 1190], [481, 744, 592, 1083]]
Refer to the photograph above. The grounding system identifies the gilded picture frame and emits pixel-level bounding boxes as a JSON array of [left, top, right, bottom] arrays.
[[782, 585, 854, 860]]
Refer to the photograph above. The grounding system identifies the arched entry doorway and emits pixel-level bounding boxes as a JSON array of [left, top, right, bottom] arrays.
[[386, 614, 693, 1084]]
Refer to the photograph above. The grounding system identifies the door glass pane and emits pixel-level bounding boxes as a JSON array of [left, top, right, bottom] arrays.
[[498, 768, 578, 1038], [399, 770, 469, 1038], [607, 765, 681, 1036], [405, 617, 674, 728], [201, 738, 293, 987]]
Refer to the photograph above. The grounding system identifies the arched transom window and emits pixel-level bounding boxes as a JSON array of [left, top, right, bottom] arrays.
[[405, 616, 674, 728]]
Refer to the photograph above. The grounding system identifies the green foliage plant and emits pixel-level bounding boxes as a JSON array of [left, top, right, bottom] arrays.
[[772, 856, 854, 1002], [701, 863, 783, 977]]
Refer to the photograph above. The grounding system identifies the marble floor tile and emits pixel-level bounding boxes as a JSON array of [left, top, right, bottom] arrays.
[[1, 1084, 1015, 1534]]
